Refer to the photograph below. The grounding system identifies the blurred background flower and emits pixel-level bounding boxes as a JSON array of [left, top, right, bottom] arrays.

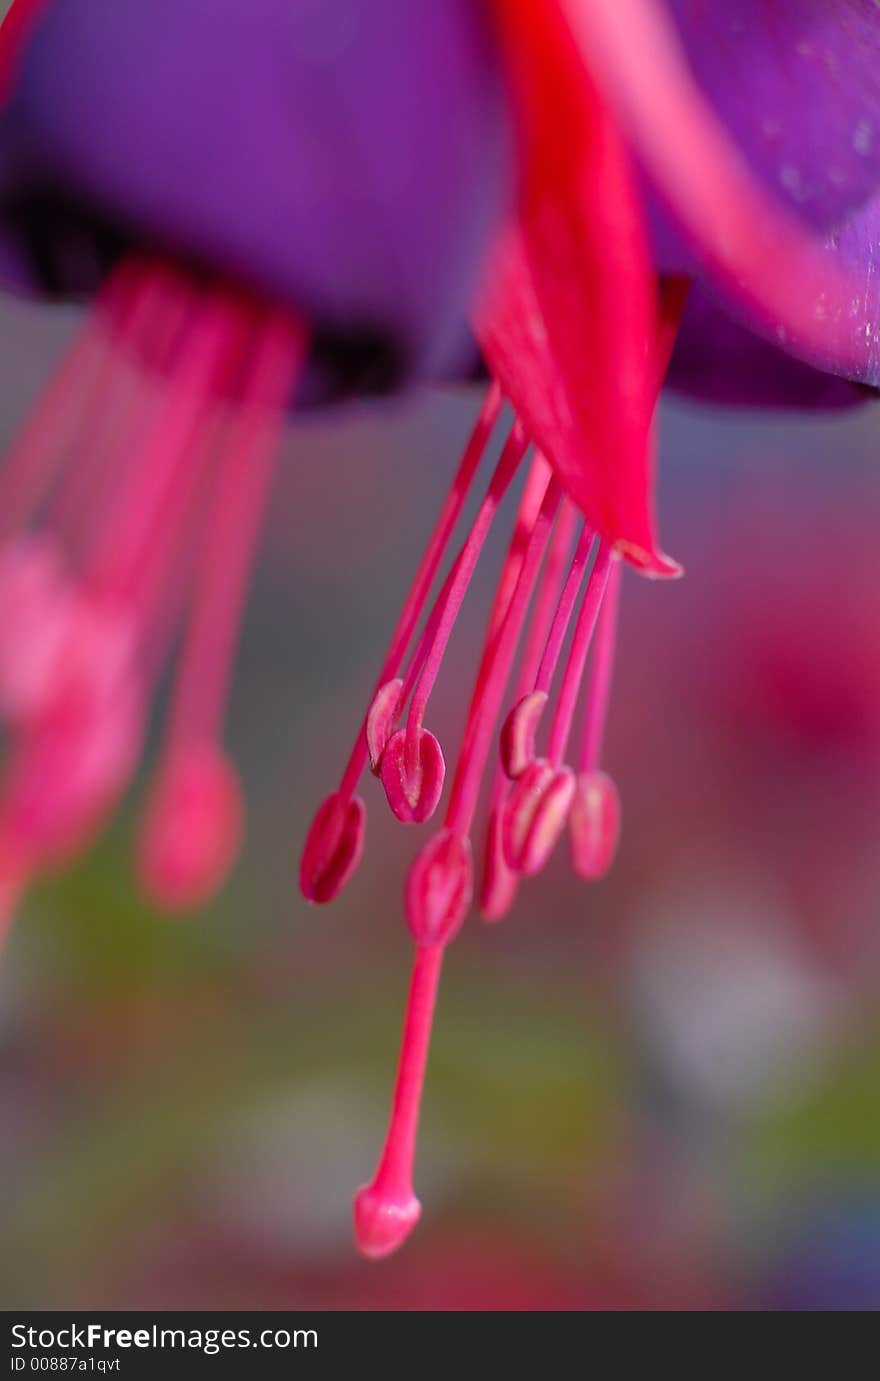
[[0, 290, 877, 1309]]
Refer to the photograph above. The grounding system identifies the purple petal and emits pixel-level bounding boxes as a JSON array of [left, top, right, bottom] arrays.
[[0, 0, 511, 388], [653, 0, 880, 271], [666, 284, 875, 410], [676, 185, 880, 397]]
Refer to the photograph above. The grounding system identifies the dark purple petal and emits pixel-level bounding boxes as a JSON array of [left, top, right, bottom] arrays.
[[676, 185, 880, 397], [824, 189, 880, 383], [666, 284, 876, 410], [0, 0, 512, 389], [653, 0, 880, 272]]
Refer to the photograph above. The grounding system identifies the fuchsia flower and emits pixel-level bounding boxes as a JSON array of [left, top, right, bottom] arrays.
[[0, 0, 878, 1258]]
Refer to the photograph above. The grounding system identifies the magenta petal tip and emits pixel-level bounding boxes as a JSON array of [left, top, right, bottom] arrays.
[[353, 1181, 422, 1261], [299, 791, 366, 904], [614, 541, 683, 580]]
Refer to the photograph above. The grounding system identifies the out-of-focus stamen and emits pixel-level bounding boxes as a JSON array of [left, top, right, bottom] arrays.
[[139, 310, 307, 910], [0, 259, 142, 538], [500, 518, 594, 778], [353, 942, 442, 1259]]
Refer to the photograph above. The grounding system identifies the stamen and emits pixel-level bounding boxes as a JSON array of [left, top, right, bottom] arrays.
[[570, 557, 623, 880], [500, 543, 612, 879], [366, 678, 405, 773], [404, 462, 559, 938], [569, 769, 620, 881], [380, 421, 529, 823], [0, 832, 30, 958], [533, 522, 597, 703], [302, 386, 502, 898], [353, 943, 442, 1259], [356, 456, 557, 1258], [405, 829, 473, 946], [0, 671, 145, 871], [138, 310, 306, 910], [0, 260, 138, 538], [579, 555, 621, 776], [379, 727, 445, 826], [0, 536, 72, 724], [404, 425, 528, 735], [545, 544, 613, 768], [444, 469, 561, 840], [338, 386, 502, 802], [87, 283, 251, 597], [300, 792, 366, 904], [481, 501, 578, 918], [500, 518, 594, 778]]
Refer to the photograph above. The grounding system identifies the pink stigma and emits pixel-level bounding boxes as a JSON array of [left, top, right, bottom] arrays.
[[405, 829, 473, 947]]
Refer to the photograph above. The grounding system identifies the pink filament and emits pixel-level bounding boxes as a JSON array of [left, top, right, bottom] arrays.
[[165, 313, 306, 753], [447, 470, 561, 836], [533, 521, 595, 696], [87, 287, 250, 597], [393, 444, 547, 733], [336, 385, 502, 802], [481, 501, 578, 914], [546, 544, 612, 767], [54, 268, 196, 558], [403, 422, 528, 773], [579, 555, 621, 773]]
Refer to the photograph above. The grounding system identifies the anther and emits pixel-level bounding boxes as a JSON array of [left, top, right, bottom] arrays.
[[299, 792, 367, 904], [569, 769, 621, 880], [479, 502, 578, 920], [500, 688, 548, 780], [405, 829, 473, 947], [366, 678, 404, 772]]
